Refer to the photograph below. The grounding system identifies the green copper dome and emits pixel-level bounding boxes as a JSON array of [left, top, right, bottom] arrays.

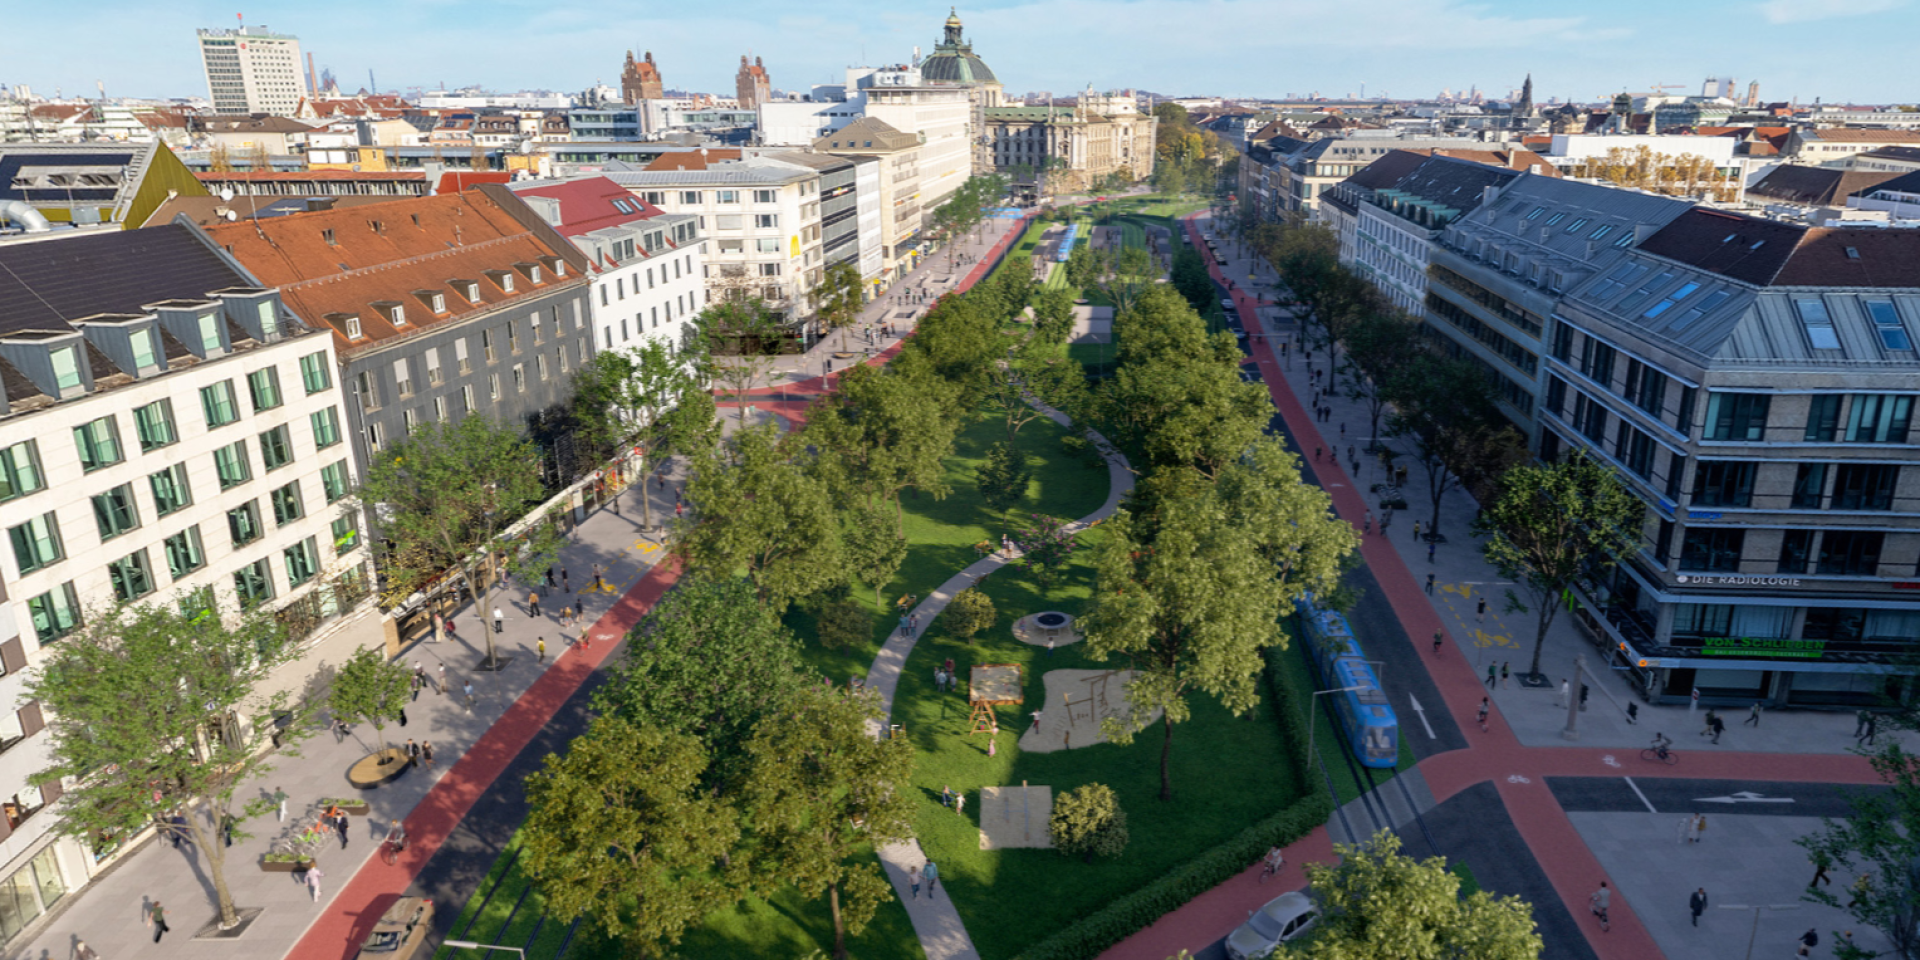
[[922, 9, 997, 84]]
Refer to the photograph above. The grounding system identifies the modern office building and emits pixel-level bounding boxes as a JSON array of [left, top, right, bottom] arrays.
[[1541, 208, 1920, 708], [1424, 174, 1691, 440], [196, 25, 310, 117], [818, 117, 924, 283], [202, 190, 594, 478], [1344, 154, 1519, 314], [502, 177, 707, 356], [0, 226, 378, 946]]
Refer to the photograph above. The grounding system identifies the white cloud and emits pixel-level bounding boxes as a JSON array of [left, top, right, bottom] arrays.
[[1760, 0, 1904, 22]]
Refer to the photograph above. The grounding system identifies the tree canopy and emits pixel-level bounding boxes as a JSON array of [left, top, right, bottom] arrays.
[[1295, 832, 1543, 960], [679, 423, 844, 611]]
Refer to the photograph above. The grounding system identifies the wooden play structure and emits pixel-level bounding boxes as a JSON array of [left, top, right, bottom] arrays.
[[969, 664, 1023, 735]]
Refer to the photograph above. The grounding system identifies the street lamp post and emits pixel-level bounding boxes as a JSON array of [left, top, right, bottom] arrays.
[[445, 940, 529, 959], [1717, 903, 1800, 960], [1306, 685, 1370, 767]]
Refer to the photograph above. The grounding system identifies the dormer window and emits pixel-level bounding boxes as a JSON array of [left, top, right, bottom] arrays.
[[374, 301, 407, 326], [323, 228, 338, 245], [370, 219, 385, 234], [50, 345, 83, 392], [453, 279, 481, 303], [485, 269, 515, 293], [328, 312, 364, 340]]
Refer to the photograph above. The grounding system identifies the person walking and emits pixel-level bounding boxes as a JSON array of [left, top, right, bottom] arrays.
[[1477, 596, 1487, 622], [528, 591, 542, 617], [1847, 874, 1869, 909], [1863, 712, 1878, 746], [73, 939, 100, 960], [149, 901, 170, 942], [437, 663, 448, 695], [1854, 708, 1871, 739], [1426, 573, 1436, 595], [1477, 697, 1490, 732], [923, 860, 940, 899], [545, 565, 556, 588], [909, 864, 923, 900], [1428, 541, 1437, 564], [1799, 929, 1820, 956], [1557, 679, 1571, 708], [1689, 887, 1708, 927], [422, 741, 435, 768], [941, 785, 954, 808], [1500, 662, 1511, 688], [1413, 519, 1422, 542], [1744, 701, 1761, 726], [954, 791, 966, 817], [1710, 713, 1725, 744], [337, 809, 351, 848], [405, 738, 421, 768], [1485, 664, 1498, 689], [1700, 709, 1717, 738], [561, 568, 571, 594], [1589, 882, 1610, 932], [305, 865, 325, 902], [1691, 813, 1707, 843], [463, 681, 476, 712], [492, 607, 504, 634], [537, 638, 547, 664], [274, 785, 288, 822], [1432, 630, 1444, 655], [592, 564, 605, 591], [1809, 851, 1833, 887]]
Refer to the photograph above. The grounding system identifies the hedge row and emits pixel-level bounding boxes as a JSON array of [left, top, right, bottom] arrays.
[[1010, 643, 1333, 960]]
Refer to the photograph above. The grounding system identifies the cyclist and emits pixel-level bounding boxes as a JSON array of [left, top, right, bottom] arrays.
[[385, 819, 407, 850], [1259, 845, 1286, 881], [1650, 732, 1673, 760]]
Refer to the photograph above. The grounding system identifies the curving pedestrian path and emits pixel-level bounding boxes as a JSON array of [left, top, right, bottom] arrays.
[[863, 402, 1136, 960]]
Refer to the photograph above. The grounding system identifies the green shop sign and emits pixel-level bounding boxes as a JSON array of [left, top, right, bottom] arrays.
[[1699, 636, 1826, 659]]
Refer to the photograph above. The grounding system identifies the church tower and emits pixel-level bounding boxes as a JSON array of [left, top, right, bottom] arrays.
[[621, 51, 663, 103], [1515, 73, 1535, 119], [735, 55, 770, 110]]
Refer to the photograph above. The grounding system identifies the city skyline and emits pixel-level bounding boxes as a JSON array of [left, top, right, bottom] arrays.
[[2, 0, 1914, 106]]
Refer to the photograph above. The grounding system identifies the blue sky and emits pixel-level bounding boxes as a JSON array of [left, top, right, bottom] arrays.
[[3, 0, 1912, 105]]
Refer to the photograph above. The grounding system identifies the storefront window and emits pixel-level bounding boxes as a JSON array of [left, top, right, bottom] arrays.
[[0, 847, 65, 943]]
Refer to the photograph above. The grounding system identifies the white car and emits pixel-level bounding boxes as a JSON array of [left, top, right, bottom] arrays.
[[1225, 891, 1319, 959]]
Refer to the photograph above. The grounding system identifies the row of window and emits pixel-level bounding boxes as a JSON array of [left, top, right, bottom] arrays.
[[637, 188, 782, 206], [1428, 264, 1546, 337], [1692, 460, 1903, 511], [1671, 603, 1917, 645], [362, 332, 588, 412], [600, 254, 699, 306], [1671, 526, 1897, 578], [1426, 293, 1539, 378]]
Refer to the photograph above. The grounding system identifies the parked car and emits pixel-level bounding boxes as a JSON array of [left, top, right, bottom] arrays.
[[357, 897, 434, 959], [1225, 891, 1319, 959]]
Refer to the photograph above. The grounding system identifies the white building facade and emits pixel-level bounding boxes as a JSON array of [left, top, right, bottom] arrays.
[[196, 25, 309, 117]]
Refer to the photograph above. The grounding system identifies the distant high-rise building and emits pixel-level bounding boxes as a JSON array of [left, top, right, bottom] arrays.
[[197, 24, 309, 116], [736, 56, 770, 110], [621, 50, 663, 103]]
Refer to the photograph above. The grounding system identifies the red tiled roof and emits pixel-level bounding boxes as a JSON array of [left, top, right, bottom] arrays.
[[643, 150, 742, 171], [436, 171, 513, 195], [203, 191, 581, 356], [510, 176, 667, 239], [197, 170, 427, 182]]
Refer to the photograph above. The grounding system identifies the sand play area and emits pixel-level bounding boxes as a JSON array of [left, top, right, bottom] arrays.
[[1017, 669, 1161, 754], [978, 784, 1054, 850]]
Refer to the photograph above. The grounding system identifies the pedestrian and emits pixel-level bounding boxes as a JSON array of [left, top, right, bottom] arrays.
[[1627, 702, 1639, 724], [437, 663, 448, 695], [1340, 423, 1346, 439], [1799, 929, 1819, 955], [273, 785, 289, 822], [1030, 710, 1044, 734], [1486, 664, 1497, 689], [562, 568, 571, 593], [1433, 630, 1444, 654], [149, 901, 170, 942], [422, 741, 435, 768], [306, 865, 325, 902], [406, 738, 421, 767], [1426, 573, 1436, 595], [1501, 662, 1512, 688], [1701, 709, 1717, 738], [988, 724, 998, 757], [397, 706, 408, 727], [924, 860, 940, 899], [1847, 874, 1870, 909], [221, 812, 234, 847], [1477, 697, 1490, 731], [169, 813, 190, 848], [1047, 637, 1056, 657], [955, 791, 966, 817], [1477, 596, 1488, 622], [1689, 887, 1707, 926], [1855, 708, 1872, 739], [1381, 511, 1392, 533], [593, 564, 605, 591], [909, 864, 922, 899], [1557, 679, 1570, 708], [941, 785, 954, 807], [546, 565, 556, 588], [561, 606, 574, 627], [1745, 701, 1761, 726], [73, 938, 100, 960], [1413, 519, 1422, 542], [1690, 813, 1707, 843], [529, 591, 542, 617], [1676, 815, 1693, 844], [337, 810, 351, 848], [1809, 851, 1833, 887], [538, 638, 547, 663], [1590, 882, 1610, 932], [910, 613, 920, 637], [1710, 713, 1725, 744], [1427, 541, 1437, 564], [463, 681, 475, 712], [492, 607, 504, 633], [1863, 712, 1878, 746]]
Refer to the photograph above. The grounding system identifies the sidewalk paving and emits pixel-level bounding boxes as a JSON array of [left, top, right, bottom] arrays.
[[5, 473, 688, 960]]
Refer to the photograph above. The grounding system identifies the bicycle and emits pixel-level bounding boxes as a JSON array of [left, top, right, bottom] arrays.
[[1640, 741, 1678, 765], [380, 835, 407, 866]]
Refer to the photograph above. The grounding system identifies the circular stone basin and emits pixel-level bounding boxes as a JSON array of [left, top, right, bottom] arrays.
[[346, 747, 412, 790], [1036, 612, 1071, 629]]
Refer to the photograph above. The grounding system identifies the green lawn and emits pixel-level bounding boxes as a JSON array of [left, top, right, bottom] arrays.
[[782, 411, 1111, 686]]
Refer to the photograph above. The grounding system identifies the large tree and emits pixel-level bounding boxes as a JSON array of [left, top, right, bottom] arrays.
[[328, 646, 411, 755], [807, 364, 961, 521], [355, 414, 562, 668], [694, 298, 791, 420], [521, 717, 740, 957], [810, 262, 865, 349], [1032, 286, 1077, 346], [570, 340, 699, 530], [977, 440, 1033, 516], [1474, 451, 1643, 682], [740, 684, 916, 960], [1386, 354, 1514, 541], [1092, 244, 1157, 316], [1083, 444, 1353, 801], [679, 424, 844, 611], [1339, 306, 1423, 447], [1296, 832, 1543, 960], [843, 499, 908, 607], [593, 574, 809, 794], [27, 600, 311, 930]]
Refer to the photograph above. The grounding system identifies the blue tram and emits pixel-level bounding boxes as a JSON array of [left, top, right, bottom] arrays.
[[1297, 598, 1400, 769]]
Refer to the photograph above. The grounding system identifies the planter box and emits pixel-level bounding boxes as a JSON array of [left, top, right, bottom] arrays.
[[320, 799, 371, 815], [260, 858, 312, 873]]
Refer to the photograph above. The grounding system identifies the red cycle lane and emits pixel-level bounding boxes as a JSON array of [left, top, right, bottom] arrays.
[[288, 560, 684, 960]]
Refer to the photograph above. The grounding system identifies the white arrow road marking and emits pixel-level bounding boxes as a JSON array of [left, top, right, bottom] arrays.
[[1694, 791, 1794, 804], [1407, 695, 1436, 739]]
